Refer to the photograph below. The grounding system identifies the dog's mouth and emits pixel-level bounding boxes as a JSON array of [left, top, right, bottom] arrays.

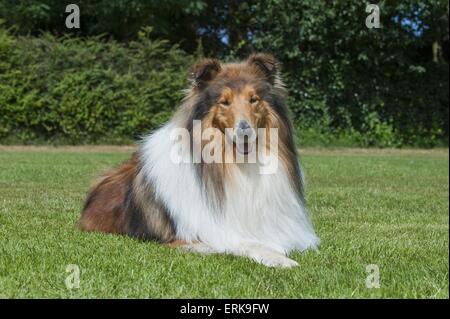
[[225, 130, 256, 155], [235, 141, 252, 155], [234, 135, 255, 155]]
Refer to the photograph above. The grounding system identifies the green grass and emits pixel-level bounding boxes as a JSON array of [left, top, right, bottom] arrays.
[[0, 147, 448, 298]]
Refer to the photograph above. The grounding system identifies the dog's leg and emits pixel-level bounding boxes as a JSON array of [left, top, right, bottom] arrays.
[[167, 240, 297, 267], [229, 242, 299, 268]]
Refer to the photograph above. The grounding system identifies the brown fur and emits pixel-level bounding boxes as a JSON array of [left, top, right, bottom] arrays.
[[79, 152, 176, 242], [78, 153, 139, 234]]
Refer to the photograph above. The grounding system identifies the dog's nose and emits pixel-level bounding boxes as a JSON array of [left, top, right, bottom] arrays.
[[238, 120, 251, 131], [235, 120, 255, 141]]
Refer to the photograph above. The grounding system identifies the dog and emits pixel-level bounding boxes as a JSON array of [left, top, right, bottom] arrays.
[[79, 53, 319, 267]]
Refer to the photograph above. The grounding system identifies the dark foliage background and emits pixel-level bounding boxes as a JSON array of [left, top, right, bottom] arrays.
[[0, 0, 448, 146]]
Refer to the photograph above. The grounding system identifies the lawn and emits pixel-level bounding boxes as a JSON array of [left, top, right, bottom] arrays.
[[0, 146, 448, 298]]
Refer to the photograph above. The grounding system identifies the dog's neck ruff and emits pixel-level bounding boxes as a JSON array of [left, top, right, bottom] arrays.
[[140, 122, 319, 254]]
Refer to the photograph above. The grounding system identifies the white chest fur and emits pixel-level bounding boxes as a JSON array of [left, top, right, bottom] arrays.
[[141, 123, 319, 254]]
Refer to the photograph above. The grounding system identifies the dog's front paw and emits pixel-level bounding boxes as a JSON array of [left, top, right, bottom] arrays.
[[182, 242, 217, 255], [251, 250, 299, 268]]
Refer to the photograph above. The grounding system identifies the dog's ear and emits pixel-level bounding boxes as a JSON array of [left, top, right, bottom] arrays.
[[247, 53, 278, 85], [190, 58, 221, 89]]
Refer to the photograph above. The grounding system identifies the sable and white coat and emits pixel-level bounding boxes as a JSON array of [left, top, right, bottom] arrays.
[[79, 54, 319, 267]]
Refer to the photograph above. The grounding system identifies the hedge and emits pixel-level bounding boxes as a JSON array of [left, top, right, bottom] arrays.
[[0, 27, 193, 144], [0, 25, 448, 146]]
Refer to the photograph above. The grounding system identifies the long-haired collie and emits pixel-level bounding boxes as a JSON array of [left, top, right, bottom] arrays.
[[79, 53, 319, 267]]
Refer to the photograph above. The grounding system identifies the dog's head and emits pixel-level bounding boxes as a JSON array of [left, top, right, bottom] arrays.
[[178, 54, 304, 204], [188, 53, 286, 156]]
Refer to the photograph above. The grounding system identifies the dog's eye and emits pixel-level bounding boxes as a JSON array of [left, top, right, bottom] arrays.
[[250, 96, 259, 104], [219, 100, 230, 107]]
